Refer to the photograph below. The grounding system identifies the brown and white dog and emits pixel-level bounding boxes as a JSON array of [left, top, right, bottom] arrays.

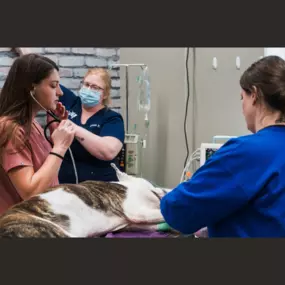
[[0, 163, 173, 238]]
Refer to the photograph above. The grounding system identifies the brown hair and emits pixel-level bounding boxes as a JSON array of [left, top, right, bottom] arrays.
[[83, 68, 112, 106], [240, 55, 285, 122], [0, 53, 59, 161]]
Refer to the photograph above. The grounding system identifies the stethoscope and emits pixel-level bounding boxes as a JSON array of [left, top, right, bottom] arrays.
[[30, 92, 78, 184]]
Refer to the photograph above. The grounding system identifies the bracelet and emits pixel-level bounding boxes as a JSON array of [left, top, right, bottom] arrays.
[[50, 152, 64, 160]]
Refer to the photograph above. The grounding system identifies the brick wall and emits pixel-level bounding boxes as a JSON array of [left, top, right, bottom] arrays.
[[0, 47, 121, 126]]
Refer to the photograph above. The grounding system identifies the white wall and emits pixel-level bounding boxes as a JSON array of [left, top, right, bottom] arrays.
[[120, 48, 264, 188], [264, 48, 285, 59]]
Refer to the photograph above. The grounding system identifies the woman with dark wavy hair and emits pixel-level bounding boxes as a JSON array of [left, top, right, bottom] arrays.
[[0, 53, 75, 214]]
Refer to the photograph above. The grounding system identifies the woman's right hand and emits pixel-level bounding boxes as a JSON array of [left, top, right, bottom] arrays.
[[51, 120, 75, 155], [53, 102, 69, 121]]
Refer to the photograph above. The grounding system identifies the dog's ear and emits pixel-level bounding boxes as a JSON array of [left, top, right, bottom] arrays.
[[110, 163, 130, 181]]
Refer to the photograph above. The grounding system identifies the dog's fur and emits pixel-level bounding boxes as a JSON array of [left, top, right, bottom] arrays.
[[0, 163, 173, 238]]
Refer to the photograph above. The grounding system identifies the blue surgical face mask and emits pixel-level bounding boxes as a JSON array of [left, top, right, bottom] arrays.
[[78, 87, 101, 107]]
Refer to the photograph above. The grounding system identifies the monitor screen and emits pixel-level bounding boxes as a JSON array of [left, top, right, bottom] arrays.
[[206, 148, 218, 161], [200, 143, 223, 166]]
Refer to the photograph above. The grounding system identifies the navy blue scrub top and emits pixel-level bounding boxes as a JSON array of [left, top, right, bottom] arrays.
[[58, 85, 125, 183]]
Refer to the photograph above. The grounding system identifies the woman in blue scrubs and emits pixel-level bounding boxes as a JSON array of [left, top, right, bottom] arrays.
[[161, 55, 285, 237], [49, 68, 125, 183]]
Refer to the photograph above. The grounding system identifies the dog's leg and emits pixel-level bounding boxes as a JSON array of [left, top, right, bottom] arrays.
[[87, 216, 128, 237], [125, 223, 158, 231], [124, 208, 164, 224]]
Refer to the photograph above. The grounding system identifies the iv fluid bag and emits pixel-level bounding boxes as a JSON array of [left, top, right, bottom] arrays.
[[137, 67, 151, 112]]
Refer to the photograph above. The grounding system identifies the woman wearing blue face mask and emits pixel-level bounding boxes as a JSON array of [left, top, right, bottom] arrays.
[[48, 68, 125, 183]]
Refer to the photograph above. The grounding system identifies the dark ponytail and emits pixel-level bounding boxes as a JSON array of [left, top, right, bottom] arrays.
[[240, 55, 285, 122]]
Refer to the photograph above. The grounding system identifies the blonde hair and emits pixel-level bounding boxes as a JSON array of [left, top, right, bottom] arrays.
[[83, 68, 112, 106]]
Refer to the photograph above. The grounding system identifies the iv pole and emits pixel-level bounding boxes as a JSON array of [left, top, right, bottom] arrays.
[[109, 63, 147, 133]]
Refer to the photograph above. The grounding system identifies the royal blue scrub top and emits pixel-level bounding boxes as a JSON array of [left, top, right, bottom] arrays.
[[161, 125, 285, 237]]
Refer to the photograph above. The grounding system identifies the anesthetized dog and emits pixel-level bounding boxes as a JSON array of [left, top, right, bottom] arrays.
[[0, 163, 175, 238]]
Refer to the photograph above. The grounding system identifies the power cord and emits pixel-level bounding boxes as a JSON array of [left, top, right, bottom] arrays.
[[183, 48, 190, 168], [180, 148, 200, 183]]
